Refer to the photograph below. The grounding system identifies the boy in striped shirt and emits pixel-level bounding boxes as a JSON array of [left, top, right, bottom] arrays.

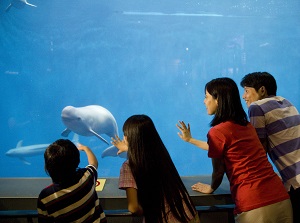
[[37, 139, 107, 223]]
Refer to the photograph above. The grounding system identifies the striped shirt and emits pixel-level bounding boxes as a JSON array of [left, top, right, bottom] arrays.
[[37, 165, 107, 223], [248, 96, 300, 191]]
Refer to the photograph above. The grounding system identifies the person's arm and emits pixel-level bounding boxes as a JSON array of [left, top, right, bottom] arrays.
[[125, 187, 143, 215], [176, 121, 209, 150], [77, 143, 98, 169], [192, 158, 225, 193], [119, 162, 143, 215], [37, 196, 53, 223], [210, 158, 225, 190], [248, 105, 269, 153]]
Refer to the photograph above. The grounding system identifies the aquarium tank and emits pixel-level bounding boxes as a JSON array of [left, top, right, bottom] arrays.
[[1, 0, 299, 178]]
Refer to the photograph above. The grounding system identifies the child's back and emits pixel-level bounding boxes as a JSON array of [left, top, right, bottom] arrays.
[[37, 139, 107, 223]]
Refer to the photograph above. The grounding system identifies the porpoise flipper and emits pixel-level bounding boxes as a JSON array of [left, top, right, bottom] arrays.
[[61, 128, 72, 137], [20, 157, 31, 165], [118, 151, 128, 159], [90, 129, 109, 145]]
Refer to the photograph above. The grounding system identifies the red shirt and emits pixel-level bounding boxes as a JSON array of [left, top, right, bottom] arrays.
[[208, 121, 289, 214]]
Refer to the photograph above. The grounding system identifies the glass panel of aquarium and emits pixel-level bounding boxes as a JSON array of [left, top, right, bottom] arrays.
[[1, 0, 299, 177]]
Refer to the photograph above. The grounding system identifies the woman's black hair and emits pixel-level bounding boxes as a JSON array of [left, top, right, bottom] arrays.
[[44, 139, 80, 184], [206, 77, 248, 127], [123, 115, 196, 223]]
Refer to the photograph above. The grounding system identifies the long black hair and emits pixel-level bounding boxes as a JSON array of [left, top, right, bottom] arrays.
[[206, 77, 248, 127], [123, 115, 197, 223]]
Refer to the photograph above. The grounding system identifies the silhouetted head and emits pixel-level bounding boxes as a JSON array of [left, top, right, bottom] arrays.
[[44, 139, 80, 184]]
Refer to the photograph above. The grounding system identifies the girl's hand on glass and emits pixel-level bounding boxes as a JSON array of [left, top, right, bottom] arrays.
[[192, 182, 214, 194], [176, 120, 192, 142], [111, 135, 128, 155]]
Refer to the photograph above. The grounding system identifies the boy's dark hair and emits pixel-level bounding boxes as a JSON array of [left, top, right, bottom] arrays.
[[206, 77, 248, 127], [44, 139, 80, 184], [240, 72, 277, 96]]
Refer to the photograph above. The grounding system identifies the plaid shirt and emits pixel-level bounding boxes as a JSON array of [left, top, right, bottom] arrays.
[[118, 160, 199, 223], [119, 160, 137, 190]]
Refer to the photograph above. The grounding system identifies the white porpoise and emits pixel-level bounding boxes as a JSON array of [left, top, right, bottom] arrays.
[[61, 105, 127, 158], [5, 134, 79, 165], [6, 141, 49, 165]]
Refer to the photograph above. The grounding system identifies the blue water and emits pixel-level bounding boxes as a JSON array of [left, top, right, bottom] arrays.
[[0, 0, 299, 178]]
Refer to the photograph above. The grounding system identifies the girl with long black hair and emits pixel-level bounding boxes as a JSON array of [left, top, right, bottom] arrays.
[[112, 114, 200, 223]]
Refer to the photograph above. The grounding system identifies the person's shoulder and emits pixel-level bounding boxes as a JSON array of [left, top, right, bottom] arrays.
[[210, 121, 248, 134], [257, 96, 285, 104], [254, 96, 293, 108], [212, 121, 232, 129], [248, 100, 265, 115], [38, 183, 55, 198], [120, 160, 131, 173], [251, 97, 271, 106], [208, 123, 227, 135], [85, 165, 98, 175], [275, 96, 295, 106], [121, 160, 129, 169], [77, 166, 98, 181]]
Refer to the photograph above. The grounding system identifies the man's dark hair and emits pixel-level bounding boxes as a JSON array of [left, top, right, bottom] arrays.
[[240, 72, 277, 96]]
